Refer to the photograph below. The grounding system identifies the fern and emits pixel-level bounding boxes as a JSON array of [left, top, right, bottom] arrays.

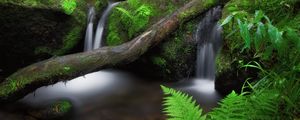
[[161, 85, 206, 120], [209, 91, 248, 119], [116, 0, 153, 37]]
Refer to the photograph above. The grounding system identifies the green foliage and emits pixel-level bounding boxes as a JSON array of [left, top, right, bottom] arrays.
[[34, 25, 82, 56], [116, 1, 153, 38], [161, 85, 206, 120], [106, 0, 154, 46], [222, 10, 300, 63], [52, 100, 72, 113], [162, 76, 300, 119], [152, 56, 167, 68], [54, 26, 82, 55], [161, 1, 300, 118], [61, 0, 77, 15], [106, 31, 123, 46], [224, 0, 299, 23], [210, 90, 280, 120]]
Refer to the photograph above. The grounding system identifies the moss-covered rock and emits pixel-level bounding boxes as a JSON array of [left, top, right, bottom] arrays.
[[26, 100, 73, 119], [0, 0, 106, 77]]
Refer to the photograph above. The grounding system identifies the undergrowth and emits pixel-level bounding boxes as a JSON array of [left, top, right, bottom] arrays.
[[162, 1, 300, 119], [106, 0, 153, 46], [61, 0, 77, 15]]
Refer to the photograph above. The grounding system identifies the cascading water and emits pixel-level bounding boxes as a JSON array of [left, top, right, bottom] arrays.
[[84, 1, 120, 51], [84, 5, 96, 51], [93, 2, 120, 49], [173, 6, 223, 112], [8, 5, 225, 120], [195, 6, 222, 80]]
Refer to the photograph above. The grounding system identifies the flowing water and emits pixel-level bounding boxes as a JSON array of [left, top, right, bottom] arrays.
[[93, 2, 120, 49], [0, 6, 224, 120], [195, 6, 222, 79], [84, 5, 96, 51]]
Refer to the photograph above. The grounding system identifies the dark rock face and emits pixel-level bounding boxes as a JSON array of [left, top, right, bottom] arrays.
[[0, 4, 73, 77], [119, 20, 198, 81], [215, 61, 259, 95]]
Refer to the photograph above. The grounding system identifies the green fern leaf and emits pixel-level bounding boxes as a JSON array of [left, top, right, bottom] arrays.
[[161, 85, 206, 120], [116, 7, 134, 20], [209, 91, 248, 120]]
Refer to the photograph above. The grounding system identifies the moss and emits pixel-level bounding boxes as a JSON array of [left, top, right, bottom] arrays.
[[51, 100, 72, 113], [152, 56, 167, 68], [216, 53, 231, 75], [53, 26, 82, 55], [0, 63, 77, 97], [33, 25, 82, 56], [61, 0, 77, 15], [145, 19, 197, 80], [178, 0, 217, 21]]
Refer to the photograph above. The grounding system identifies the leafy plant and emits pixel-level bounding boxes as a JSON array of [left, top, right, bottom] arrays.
[[116, 3, 153, 38], [161, 8, 300, 118], [106, 0, 153, 46], [161, 85, 206, 120], [152, 56, 167, 67], [221, 10, 299, 62], [61, 0, 77, 15]]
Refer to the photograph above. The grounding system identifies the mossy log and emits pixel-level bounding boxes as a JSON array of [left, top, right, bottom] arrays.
[[0, 0, 218, 103]]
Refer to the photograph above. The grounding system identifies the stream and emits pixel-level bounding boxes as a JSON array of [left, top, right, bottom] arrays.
[[13, 69, 221, 120], [0, 3, 223, 120]]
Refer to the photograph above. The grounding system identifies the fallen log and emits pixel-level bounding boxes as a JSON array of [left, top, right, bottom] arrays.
[[0, 0, 218, 103]]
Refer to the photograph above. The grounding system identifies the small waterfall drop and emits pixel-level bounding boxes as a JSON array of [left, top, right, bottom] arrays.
[[84, 5, 96, 51], [195, 6, 222, 80], [93, 2, 120, 49], [84, 1, 120, 51]]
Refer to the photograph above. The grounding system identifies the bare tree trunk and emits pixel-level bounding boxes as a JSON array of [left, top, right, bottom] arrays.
[[0, 0, 218, 103]]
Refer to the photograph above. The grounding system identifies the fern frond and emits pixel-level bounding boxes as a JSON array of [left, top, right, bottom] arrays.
[[161, 85, 206, 120], [209, 91, 248, 120], [116, 7, 134, 20]]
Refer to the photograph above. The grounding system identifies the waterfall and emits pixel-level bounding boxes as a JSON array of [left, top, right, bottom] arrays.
[[195, 6, 222, 80], [84, 1, 120, 51], [93, 2, 120, 49], [84, 5, 96, 51]]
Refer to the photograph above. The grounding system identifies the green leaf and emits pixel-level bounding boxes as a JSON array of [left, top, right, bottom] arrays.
[[237, 19, 251, 49], [221, 15, 233, 26], [116, 7, 134, 20], [262, 46, 273, 60], [161, 85, 206, 120], [267, 24, 282, 44], [286, 28, 300, 51], [254, 22, 265, 51], [254, 10, 264, 23], [267, 23, 283, 53]]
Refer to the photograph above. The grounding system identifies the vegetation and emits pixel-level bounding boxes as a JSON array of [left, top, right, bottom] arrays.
[[161, 85, 206, 120], [162, 0, 300, 119], [61, 0, 77, 15], [0, 0, 299, 119], [51, 100, 72, 113], [106, 0, 190, 46], [106, 0, 154, 46]]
